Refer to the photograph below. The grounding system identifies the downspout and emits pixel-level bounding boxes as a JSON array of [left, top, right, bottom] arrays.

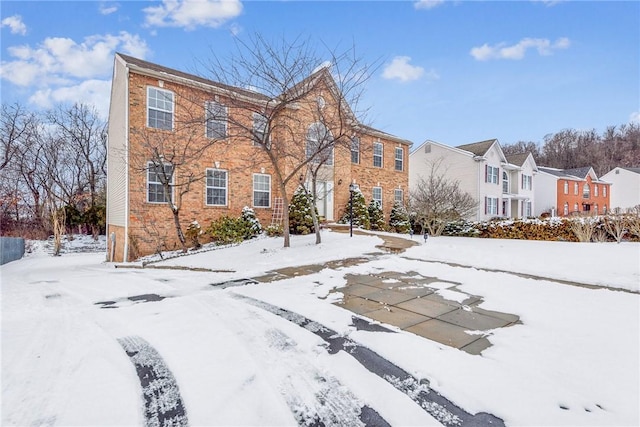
[[123, 64, 130, 262]]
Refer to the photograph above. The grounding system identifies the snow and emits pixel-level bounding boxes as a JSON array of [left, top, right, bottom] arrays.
[[1, 231, 638, 426]]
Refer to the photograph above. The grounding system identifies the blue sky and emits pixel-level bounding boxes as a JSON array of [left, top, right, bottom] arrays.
[[1, 0, 638, 148]]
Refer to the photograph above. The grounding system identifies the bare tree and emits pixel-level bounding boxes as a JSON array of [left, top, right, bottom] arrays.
[[602, 213, 628, 243], [409, 158, 477, 236], [201, 33, 374, 247]]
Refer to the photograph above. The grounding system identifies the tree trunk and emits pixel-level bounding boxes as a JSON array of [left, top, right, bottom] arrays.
[[172, 208, 188, 252]]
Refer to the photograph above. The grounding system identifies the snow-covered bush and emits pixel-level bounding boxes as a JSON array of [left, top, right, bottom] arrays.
[[338, 188, 370, 230], [241, 206, 262, 239], [288, 186, 317, 235], [389, 201, 411, 233], [368, 200, 385, 231], [185, 221, 203, 249]]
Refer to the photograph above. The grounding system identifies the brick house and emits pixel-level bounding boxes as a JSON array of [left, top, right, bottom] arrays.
[[106, 53, 412, 261], [535, 166, 611, 216], [409, 139, 537, 221]]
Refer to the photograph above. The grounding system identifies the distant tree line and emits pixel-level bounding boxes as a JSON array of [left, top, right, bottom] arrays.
[[502, 123, 640, 176], [0, 102, 106, 244]]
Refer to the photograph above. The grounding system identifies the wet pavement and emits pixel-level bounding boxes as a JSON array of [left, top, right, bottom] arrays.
[[251, 227, 520, 355]]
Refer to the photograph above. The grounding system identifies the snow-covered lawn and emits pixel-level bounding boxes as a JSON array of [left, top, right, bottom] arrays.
[[2, 231, 639, 426]]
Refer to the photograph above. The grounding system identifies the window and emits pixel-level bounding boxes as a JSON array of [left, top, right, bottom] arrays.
[[253, 174, 271, 208], [394, 189, 403, 204], [306, 122, 333, 165], [395, 147, 404, 171], [205, 101, 226, 139], [205, 169, 227, 206], [485, 197, 498, 215], [372, 187, 382, 206], [594, 184, 598, 197], [253, 113, 268, 146], [574, 202, 579, 212], [147, 87, 173, 130], [147, 162, 173, 203], [522, 174, 532, 190], [486, 165, 499, 184], [594, 204, 598, 215], [563, 202, 569, 216], [523, 201, 532, 217], [574, 182, 579, 195], [351, 137, 360, 164], [373, 142, 383, 167], [603, 204, 607, 214], [583, 183, 590, 199], [502, 171, 509, 193], [563, 181, 569, 194], [603, 186, 607, 197]]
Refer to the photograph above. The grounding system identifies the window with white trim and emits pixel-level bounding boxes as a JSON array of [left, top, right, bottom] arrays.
[[147, 87, 173, 130], [205, 169, 227, 206], [485, 197, 498, 215], [373, 142, 383, 167], [594, 184, 598, 197], [594, 204, 598, 215], [205, 101, 226, 139], [253, 113, 268, 146], [486, 165, 499, 184], [574, 182, 579, 195], [394, 189, 403, 204], [574, 202, 579, 212], [603, 204, 607, 214], [502, 171, 509, 193], [603, 186, 607, 197], [522, 174, 532, 190], [351, 137, 360, 164], [523, 200, 532, 217], [563, 202, 569, 216], [306, 122, 333, 165], [253, 173, 271, 208], [583, 183, 590, 199], [395, 147, 403, 171], [372, 187, 382, 206], [147, 162, 173, 203], [563, 181, 569, 194]]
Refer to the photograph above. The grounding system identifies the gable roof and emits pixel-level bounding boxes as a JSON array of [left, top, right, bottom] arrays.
[[621, 167, 640, 174], [116, 52, 411, 146], [538, 166, 600, 181], [455, 139, 497, 157], [562, 167, 594, 179], [505, 153, 530, 167]]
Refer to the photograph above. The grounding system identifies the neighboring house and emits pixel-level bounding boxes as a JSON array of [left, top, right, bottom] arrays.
[[107, 53, 411, 261], [409, 139, 537, 221], [535, 166, 611, 216], [600, 167, 640, 211]]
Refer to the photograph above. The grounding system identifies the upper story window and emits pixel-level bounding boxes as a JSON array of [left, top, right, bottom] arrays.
[[147, 162, 173, 203], [486, 165, 499, 184], [253, 113, 268, 146], [573, 182, 579, 195], [502, 171, 509, 193], [583, 183, 590, 199], [563, 181, 569, 194], [394, 189, 403, 203], [603, 186, 607, 197], [253, 173, 271, 208], [372, 187, 383, 206], [395, 147, 404, 171], [205, 101, 227, 139], [373, 142, 383, 167], [205, 169, 227, 206], [147, 87, 173, 130], [594, 184, 598, 197], [522, 174, 532, 190], [351, 137, 360, 164], [306, 122, 333, 165]]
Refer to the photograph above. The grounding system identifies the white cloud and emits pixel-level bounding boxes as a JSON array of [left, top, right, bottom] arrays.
[[0, 31, 149, 87], [630, 112, 640, 124], [143, 0, 243, 31], [29, 80, 112, 119], [99, 3, 119, 15], [1, 15, 27, 35], [382, 56, 426, 82], [414, 0, 445, 10], [470, 37, 571, 61]]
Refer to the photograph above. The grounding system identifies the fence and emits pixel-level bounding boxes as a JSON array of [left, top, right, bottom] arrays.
[[1, 237, 25, 265]]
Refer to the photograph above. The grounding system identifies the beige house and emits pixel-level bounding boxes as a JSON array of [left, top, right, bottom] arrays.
[[106, 53, 412, 261]]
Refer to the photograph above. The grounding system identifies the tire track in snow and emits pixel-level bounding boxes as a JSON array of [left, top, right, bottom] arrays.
[[118, 336, 188, 427], [234, 294, 505, 427]]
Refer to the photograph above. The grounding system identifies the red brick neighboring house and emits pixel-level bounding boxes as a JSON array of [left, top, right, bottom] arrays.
[[106, 53, 412, 261], [535, 166, 611, 216]]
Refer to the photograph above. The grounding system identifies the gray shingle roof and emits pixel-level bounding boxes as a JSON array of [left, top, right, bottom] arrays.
[[562, 167, 593, 179], [538, 166, 595, 179], [505, 152, 530, 166], [621, 167, 640, 174], [455, 139, 497, 156]]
